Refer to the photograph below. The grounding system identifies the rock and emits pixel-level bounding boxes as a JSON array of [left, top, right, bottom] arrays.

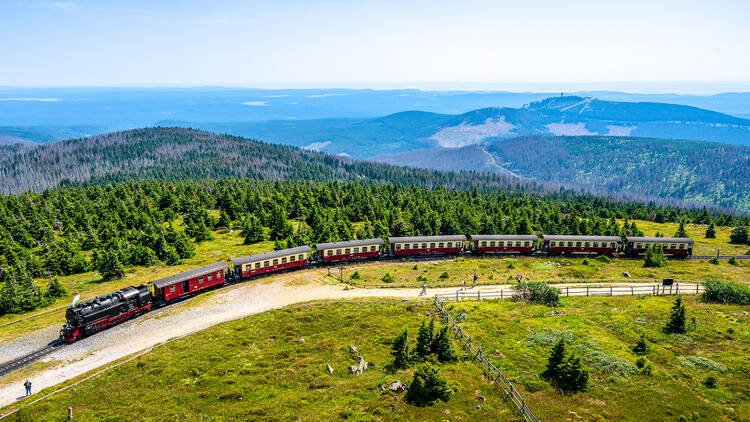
[[623, 271, 631, 278], [349, 345, 359, 353], [732, 313, 738, 317], [476, 405, 482, 410], [492, 349, 504, 358], [522, 354, 532, 359], [477, 395, 486, 403], [349, 365, 360, 375], [567, 410, 582, 419], [388, 380, 406, 393], [326, 363, 333, 375], [294, 338, 305, 344]]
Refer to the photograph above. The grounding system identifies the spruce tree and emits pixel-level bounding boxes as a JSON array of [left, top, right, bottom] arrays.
[[391, 329, 410, 370], [633, 334, 648, 355], [434, 326, 459, 363], [242, 215, 265, 244], [416, 319, 435, 358], [97, 249, 125, 281], [45, 277, 67, 299], [665, 295, 686, 334], [705, 223, 716, 239], [405, 364, 453, 406], [675, 222, 688, 238], [644, 244, 667, 268], [730, 226, 748, 244], [541, 338, 567, 380], [217, 210, 231, 229], [556, 354, 589, 393]]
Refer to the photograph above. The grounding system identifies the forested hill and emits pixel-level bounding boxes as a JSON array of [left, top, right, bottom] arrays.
[[0, 127, 532, 195], [375, 135, 750, 212]]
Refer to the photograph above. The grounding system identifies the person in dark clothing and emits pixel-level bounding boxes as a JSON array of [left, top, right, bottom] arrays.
[[472, 273, 478, 286], [23, 379, 31, 397]]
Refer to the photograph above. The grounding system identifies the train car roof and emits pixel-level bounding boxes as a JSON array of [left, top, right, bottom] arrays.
[[230, 246, 313, 266], [315, 238, 385, 250], [626, 236, 694, 244], [388, 235, 467, 243], [151, 261, 229, 289], [542, 235, 622, 242], [471, 234, 539, 241]]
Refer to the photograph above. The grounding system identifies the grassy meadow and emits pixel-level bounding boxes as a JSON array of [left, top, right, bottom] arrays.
[[621, 219, 749, 256], [345, 256, 750, 287], [4, 295, 749, 421]]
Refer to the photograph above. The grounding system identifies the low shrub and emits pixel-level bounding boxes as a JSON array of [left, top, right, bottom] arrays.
[[703, 375, 718, 389], [702, 279, 750, 305], [678, 356, 727, 372], [350, 271, 361, 280], [416, 275, 427, 282], [381, 273, 395, 283], [586, 351, 638, 376], [512, 281, 561, 306], [708, 257, 719, 265], [728, 256, 738, 265], [595, 255, 611, 264], [522, 378, 550, 393], [644, 244, 667, 268], [633, 334, 649, 355], [439, 271, 449, 280]]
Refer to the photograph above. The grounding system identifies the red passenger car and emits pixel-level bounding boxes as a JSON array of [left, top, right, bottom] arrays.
[[625, 237, 693, 256], [230, 246, 311, 279], [388, 235, 466, 256], [471, 234, 537, 254], [543, 235, 621, 255], [315, 238, 384, 263], [151, 261, 229, 303]]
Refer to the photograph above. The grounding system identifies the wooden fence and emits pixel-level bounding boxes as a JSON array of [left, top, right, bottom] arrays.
[[433, 296, 540, 422], [435, 282, 704, 302]]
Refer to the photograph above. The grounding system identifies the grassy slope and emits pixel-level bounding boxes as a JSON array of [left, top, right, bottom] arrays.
[[5, 296, 749, 421], [345, 256, 750, 287], [622, 219, 749, 256]]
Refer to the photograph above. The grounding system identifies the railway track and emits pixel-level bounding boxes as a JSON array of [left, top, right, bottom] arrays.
[[0, 341, 63, 378]]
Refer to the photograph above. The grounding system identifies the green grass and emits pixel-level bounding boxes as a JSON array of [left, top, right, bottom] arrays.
[[620, 219, 749, 256], [346, 256, 750, 287], [5, 296, 749, 421]]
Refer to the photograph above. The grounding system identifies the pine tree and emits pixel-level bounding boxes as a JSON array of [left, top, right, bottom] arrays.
[[97, 249, 125, 281], [164, 246, 181, 265], [405, 363, 453, 406], [541, 338, 567, 380], [705, 223, 716, 239], [173, 233, 195, 259], [556, 354, 589, 393], [391, 329, 410, 370], [273, 239, 286, 251], [434, 326, 459, 363], [730, 226, 748, 244], [633, 334, 648, 355], [675, 222, 688, 238], [241, 215, 265, 244], [217, 210, 231, 229], [268, 205, 293, 240], [416, 319, 435, 358], [45, 277, 67, 299], [665, 295, 686, 334], [0, 270, 20, 315]]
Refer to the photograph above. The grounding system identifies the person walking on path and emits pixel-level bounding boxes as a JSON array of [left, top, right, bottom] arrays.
[[472, 273, 478, 287], [420, 282, 427, 296], [517, 274, 523, 284], [23, 379, 31, 397], [461, 279, 466, 290]]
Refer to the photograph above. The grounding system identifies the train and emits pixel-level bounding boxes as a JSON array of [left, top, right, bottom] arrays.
[[60, 234, 693, 341]]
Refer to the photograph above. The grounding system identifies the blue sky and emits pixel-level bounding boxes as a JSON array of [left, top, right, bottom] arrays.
[[1, 0, 749, 88]]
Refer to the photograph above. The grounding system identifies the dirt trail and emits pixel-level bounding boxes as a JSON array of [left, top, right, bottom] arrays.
[[0, 277, 699, 409]]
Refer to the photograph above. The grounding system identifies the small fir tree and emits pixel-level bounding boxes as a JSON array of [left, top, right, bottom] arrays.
[[242, 215, 265, 244], [45, 277, 67, 299], [541, 338, 567, 380], [405, 364, 453, 406], [415, 319, 435, 358], [434, 326, 459, 363], [390, 329, 410, 370], [675, 222, 688, 238], [705, 223, 716, 239], [97, 249, 125, 281], [665, 295, 686, 334], [633, 334, 648, 355]]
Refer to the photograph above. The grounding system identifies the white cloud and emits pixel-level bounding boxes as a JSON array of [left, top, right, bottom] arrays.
[[307, 93, 345, 98], [0, 98, 60, 102], [241, 101, 268, 106]]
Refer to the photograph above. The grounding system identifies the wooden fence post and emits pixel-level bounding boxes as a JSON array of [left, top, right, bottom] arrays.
[[586, 286, 589, 296], [68, 408, 73, 420], [610, 286, 613, 296], [631, 286, 634, 295]]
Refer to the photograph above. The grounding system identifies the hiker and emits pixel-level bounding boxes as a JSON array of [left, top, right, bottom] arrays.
[[23, 379, 31, 397], [462, 279, 466, 289], [472, 273, 478, 287], [517, 274, 522, 284], [420, 282, 427, 296]]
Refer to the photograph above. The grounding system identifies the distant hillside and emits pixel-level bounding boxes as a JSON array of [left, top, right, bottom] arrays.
[[150, 96, 750, 158], [374, 136, 750, 211], [0, 127, 533, 194]]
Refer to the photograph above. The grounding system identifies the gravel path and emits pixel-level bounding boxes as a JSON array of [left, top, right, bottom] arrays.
[[0, 278, 700, 409]]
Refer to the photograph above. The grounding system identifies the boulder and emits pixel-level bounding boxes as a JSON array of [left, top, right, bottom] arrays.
[[326, 363, 333, 375], [349, 345, 359, 353], [478, 395, 486, 403], [294, 338, 305, 344], [623, 271, 631, 278], [388, 380, 406, 393]]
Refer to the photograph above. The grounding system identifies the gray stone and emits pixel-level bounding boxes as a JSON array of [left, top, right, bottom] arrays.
[[623, 271, 631, 278], [388, 380, 406, 393], [349, 345, 359, 353], [326, 363, 334, 375], [294, 338, 305, 344]]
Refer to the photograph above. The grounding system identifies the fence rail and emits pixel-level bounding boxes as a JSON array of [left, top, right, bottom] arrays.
[[434, 297, 540, 421], [435, 282, 704, 302]]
